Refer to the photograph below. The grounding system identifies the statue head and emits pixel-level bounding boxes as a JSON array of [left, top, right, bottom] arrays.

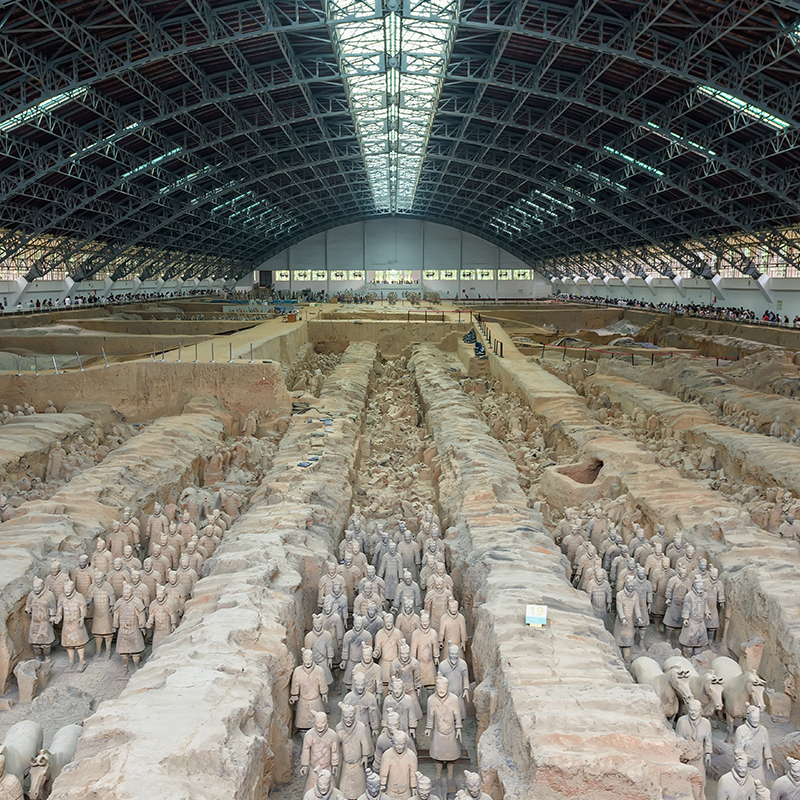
[[402, 597, 414, 615], [435, 562, 447, 578], [746, 703, 760, 727], [402, 569, 412, 585], [685, 544, 696, 559], [733, 748, 749, 778], [322, 596, 333, 614], [366, 602, 378, 619], [353, 672, 366, 694], [182, 510, 191, 523], [111, 520, 121, 533], [156, 585, 167, 602], [464, 771, 483, 799], [709, 566, 719, 581], [153, 502, 162, 515], [143, 558, 153, 573], [339, 702, 356, 727], [152, 544, 163, 558], [624, 575, 635, 593], [130, 569, 140, 584], [314, 768, 333, 796], [365, 564, 376, 581], [302, 648, 314, 669], [415, 773, 432, 800], [122, 583, 133, 601], [63, 579, 75, 597], [312, 613, 323, 633], [789, 514, 796, 524], [361, 641, 373, 663], [448, 598, 459, 616], [434, 576, 444, 593], [383, 612, 394, 631], [123, 544, 134, 559], [392, 730, 407, 754], [677, 564, 688, 579], [168, 570, 178, 586], [351, 540, 362, 556], [420, 611, 431, 630], [113, 557, 124, 571], [331, 579, 344, 597], [390, 676, 404, 700], [787, 756, 800, 781], [326, 561, 337, 578], [343, 552, 353, 566], [653, 542, 663, 556], [403, 530, 412, 543], [636, 566, 646, 580], [388, 542, 397, 555], [352, 614, 363, 632], [687, 698, 702, 722], [33, 577, 44, 595], [435, 674, 450, 699], [386, 711, 400, 736], [448, 643, 459, 665], [398, 642, 411, 663], [50, 560, 61, 576], [78, 554, 89, 569], [661, 556, 671, 570]]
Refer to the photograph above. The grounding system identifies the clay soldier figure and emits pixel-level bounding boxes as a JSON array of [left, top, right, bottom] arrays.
[[338, 552, 361, 610], [779, 514, 800, 542], [319, 562, 340, 607], [375, 613, 404, 693], [651, 556, 674, 633], [321, 596, 345, 667], [380, 732, 418, 800], [203, 446, 224, 487], [394, 571, 421, 614], [70, 554, 94, 601], [680, 577, 711, 657], [343, 673, 380, 753], [706, 566, 726, 642], [353, 642, 383, 703], [336, 702, 372, 800], [146, 502, 169, 554], [107, 558, 131, 598], [733, 704, 774, 786], [120, 507, 141, 549], [113, 583, 146, 674], [354, 583, 381, 619], [614, 575, 643, 664], [379, 543, 404, 604], [438, 599, 468, 655], [140, 557, 163, 598], [165, 570, 188, 619], [664, 564, 691, 644], [677, 544, 700, 576], [291, 648, 329, 731], [0, 751, 23, 800], [413, 773, 441, 800], [150, 545, 171, 582], [46, 441, 66, 483], [357, 770, 389, 800], [666, 532, 685, 569], [147, 585, 177, 648], [91, 538, 113, 574], [633, 566, 653, 648], [52, 579, 89, 672], [44, 400, 57, 414], [307, 613, 335, 687], [382, 676, 420, 740], [455, 771, 491, 800], [176, 510, 197, 545], [585, 567, 612, 626], [410, 612, 440, 694], [364, 603, 383, 641], [375, 712, 417, 774], [397, 531, 421, 581], [716, 749, 756, 800], [340, 615, 372, 689], [391, 642, 422, 718], [330, 580, 349, 628], [425, 675, 463, 789], [185, 541, 204, 574], [676, 698, 712, 800], [107, 521, 129, 560], [438, 644, 469, 719], [166, 522, 186, 558], [772, 756, 800, 800], [24, 577, 56, 661], [44, 560, 68, 603], [300, 712, 340, 794], [304, 768, 345, 800], [374, 531, 394, 571], [87, 570, 116, 659], [175, 554, 198, 595], [424, 577, 452, 633], [396, 597, 421, 645], [121, 544, 142, 574]]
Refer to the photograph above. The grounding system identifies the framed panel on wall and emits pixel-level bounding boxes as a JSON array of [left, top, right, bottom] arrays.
[[276, 270, 290, 281], [477, 269, 494, 280], [331, 270, 347, 281], [513, 269, 532, 280], [293, 269, 311, 281], [349, 270, 365, 280], [423, 270, 439, 280], [460, 269, 476, 280], [312, 270, 327, 281], [497, 269, 512, 280], [442, 269, 456, 280]]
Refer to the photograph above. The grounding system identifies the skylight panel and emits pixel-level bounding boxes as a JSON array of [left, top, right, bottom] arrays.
[[121, 148, 182, 180], [328, 0, 460, 212], [574, 165, 628, 192], [602, 145, 665, 177], [697, 85, 790, 131], [0, 87, 88, 134], [159, 166, 214, 195], [642, 121, 717, 158]]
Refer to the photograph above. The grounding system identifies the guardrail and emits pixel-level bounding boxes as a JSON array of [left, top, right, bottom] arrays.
[[528, 341, 738, 366]]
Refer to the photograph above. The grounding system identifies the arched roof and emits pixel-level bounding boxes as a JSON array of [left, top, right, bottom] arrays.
[[2, 0, 800, 282]]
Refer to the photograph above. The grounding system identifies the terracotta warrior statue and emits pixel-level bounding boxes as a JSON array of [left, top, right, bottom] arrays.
[[413, 773, 441, 800], [614, 575, 643, 663], [357, 771, 389, 800], [733, 704, 773, 786], [343, 672, 380, 752], [24, 577, 56, 661], [379, 732, 418, 800], [291, 648, 329, 731], [454, 771, 491, 800], [680, 577, 711, 657], [307, 612, 335, 688], [382, 676, 420, 741], [772, 756, 800, 800], [425, 675, 462, 787], [352, 641, 383, 703], [300, 712, 340, 794], [375, 612, 404, 692], [716, 748, 756, 800], [410, 611, 440, 694], [87, 570, 116, 659], [0, 751, 23, 800], [675, 698, 712, 800], [341, 615, 372, 689], [113, 583, 147, 673], [336, 702, 371, 800], [438, 599, 467, 655], [52, 579, 89, 671], [147, 584, 177, 648]]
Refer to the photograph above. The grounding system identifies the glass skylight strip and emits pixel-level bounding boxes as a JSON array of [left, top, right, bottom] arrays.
[[643, 121, 717, 157], [121, 147, 182, 180], [574, 165, 628, 192], [697, 85, 790, 131], [328, 0, 461, 212], [159, 165, 213, 195], [0, 87, 88, 133], [531, 190, 574, 212], [602, 145, 665, 177]]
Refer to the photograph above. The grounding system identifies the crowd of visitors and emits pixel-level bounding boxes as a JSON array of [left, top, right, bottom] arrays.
[[556, 293, 800, 328], [5, 288, 226, 314]]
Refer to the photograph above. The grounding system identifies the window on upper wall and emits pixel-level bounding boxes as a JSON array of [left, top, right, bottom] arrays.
[[293, 270, 311, 281], [372, 270, 385, 283], [349, 270, 365, 280], [477, 269, 494, 280], [276, 270, 290, 281], [497, 269, 512, 280], [423, 269, 439, 280], [331, 270, 347, 281], [513, 269, 531, 280], [442, 269, 456, 280], [460, 270, 476, 280], [312, 270, 327, 281]]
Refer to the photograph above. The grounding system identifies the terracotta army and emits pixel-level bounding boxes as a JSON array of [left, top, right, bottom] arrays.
[[352, 642, 383, 702], [107, 558, 131, 597], [107, 521, 129, 560], [121, 544, 142, 574], [410, 612, 440, 691], [87, 570, 116, 659], [330, 580, 349, 628], [733, 705, 774, 786], [375, 613, 404, 691], [185, 541, 205, 574], [676, 698, 712, 800], [380, 732, 418, 800], [394, 571, 421, 613], [119, 508, 140, 549], [633, 566, 653, 647], [455, 772, 491, 800], [44, 560, 68, 603], [424, 577, 452, 633], [397, 531, 421, 580], [91, 538, 113, 574], [396, 597, 421, 647], [319, 562, 340, 607], [307, 613, 335, 687], [147, 585, 177, 647], [382, 676, 420, 740], [680, 577, 711, 657], [175, 554, 198, 595], [336, 703, 372, 800], [341, 615, 372, 688], [413, 773, 441, 800], [666, 532, 685, 569], [364, 603, 383, 640], [24, 578, 56, 661], [113, 583, 146, 673], [343, 672, 380, 751], [374, 712, 416, 774], [355, 583, 381, 619], [70, 554, 94, 600], [46, 441, 66, 483], [321, 596, 345, 666], [203, 446, 225, 487], [146, 502, 169, 553], [438, 645, 469, 719], [291, 648, 329, 731], [438, 599, 468, 655], [0, 751, 23, 800], [140, 558, 163, 597], [614, 575, 643, 663], [425, 675, 463, 786], [150, 545, 171, 582], [664, 564, 691, 644], [716, 749, 756, 800], [165, 570, 188, 619], [706, 566, 726, 642], [772, 756, 800, 800], [651, 556, 674, 633], [53, 580, 89, 671], [300, 712, 341, 794], [585, 567, 612, 625], [357, 770, 389, 800], [779, 514, 800, 542], [380, 543, 404, 603]]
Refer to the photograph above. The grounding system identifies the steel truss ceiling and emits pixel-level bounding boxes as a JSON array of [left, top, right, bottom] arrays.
[[2, 0, 800, 282]]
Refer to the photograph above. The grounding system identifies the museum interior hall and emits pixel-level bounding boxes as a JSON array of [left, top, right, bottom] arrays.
[[4, 2, 800, 800]]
